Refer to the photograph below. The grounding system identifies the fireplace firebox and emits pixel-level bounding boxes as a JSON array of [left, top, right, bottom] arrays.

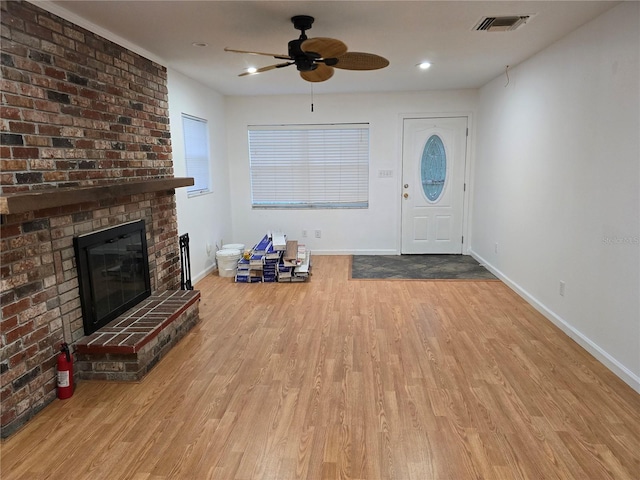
[[74, 220, 151, 335]]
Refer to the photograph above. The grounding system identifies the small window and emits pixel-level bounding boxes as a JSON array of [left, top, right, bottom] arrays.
[[421, 134, 446, 202], [182, 114, 211, 196], [248, 124, 369, 209]]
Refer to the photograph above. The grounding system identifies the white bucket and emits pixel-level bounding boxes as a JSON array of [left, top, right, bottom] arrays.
[[222, 243, 245, 253], [216, 249, 242, 277]]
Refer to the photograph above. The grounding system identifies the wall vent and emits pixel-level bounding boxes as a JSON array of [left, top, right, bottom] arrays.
[[474, 15, 532, 32]]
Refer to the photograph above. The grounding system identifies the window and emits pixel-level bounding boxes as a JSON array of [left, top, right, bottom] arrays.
[[182, 114, 210, 196], [248, 124, 369, 209], [421, 134, 447, 202]]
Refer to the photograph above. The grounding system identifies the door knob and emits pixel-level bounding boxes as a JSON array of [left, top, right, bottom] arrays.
[[403, 193, 409, 199]]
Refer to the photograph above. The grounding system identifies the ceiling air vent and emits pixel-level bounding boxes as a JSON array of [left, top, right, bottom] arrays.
[[474, 15, 532, 32]]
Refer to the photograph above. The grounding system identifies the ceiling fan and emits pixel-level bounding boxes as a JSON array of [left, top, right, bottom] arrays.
[[224, 15, 389, 83]]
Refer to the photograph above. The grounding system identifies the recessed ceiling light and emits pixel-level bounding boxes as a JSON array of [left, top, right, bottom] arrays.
[[192, 42, 208, 47], [417, 62, 432, 70], [247, 67, 257, 74]]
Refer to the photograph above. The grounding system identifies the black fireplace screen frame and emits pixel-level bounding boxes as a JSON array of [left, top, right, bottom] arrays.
[[74, 220, 151, 336]]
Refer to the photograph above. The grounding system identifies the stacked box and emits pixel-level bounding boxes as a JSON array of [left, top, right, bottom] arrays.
[[262, 242, 280, 282], [235, 234, 270, 283], [277, 245, 311, 282], [263, 260, 278, 282], [235, 257, 251, 282], [271, 232, 287, 251], [235, 233, 310, 284], [277, 260, 292, 281], [253, 234, 271, 255]]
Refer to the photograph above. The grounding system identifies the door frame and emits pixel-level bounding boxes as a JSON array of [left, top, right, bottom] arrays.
[[397, 112, 474, 254]]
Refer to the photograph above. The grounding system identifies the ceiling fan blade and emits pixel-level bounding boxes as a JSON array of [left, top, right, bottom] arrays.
[[334, 52, 389, 70], [238, 63, 293, 77], [300, 64, 334, 83], [224, 47, 291, 60], [301, 37, 348, 59]]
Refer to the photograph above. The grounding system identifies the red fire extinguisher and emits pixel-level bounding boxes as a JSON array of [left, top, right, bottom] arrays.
[[57, 343, 74, 399]]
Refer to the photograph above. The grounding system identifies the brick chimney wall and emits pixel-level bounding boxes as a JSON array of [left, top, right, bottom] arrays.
[[1, 1, 181, 437]]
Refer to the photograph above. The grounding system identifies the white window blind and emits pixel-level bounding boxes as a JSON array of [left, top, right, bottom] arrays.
[[182, 114, 210, 196], [248, 124, 369, 208]]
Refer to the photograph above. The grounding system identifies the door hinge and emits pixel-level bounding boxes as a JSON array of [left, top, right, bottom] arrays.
[[462, 236, 464, 244], [466, 128, 469, 136], [464, 183, 466, 192]]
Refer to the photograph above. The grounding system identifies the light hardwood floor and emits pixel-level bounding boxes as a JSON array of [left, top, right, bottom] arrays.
[[2, 256, 639, 479]]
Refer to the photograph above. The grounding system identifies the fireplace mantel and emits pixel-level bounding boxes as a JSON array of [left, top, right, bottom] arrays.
[[0, 177, 194, 215]]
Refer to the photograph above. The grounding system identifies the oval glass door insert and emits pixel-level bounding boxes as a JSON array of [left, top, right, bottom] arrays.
[[421, 134, 446, 202]]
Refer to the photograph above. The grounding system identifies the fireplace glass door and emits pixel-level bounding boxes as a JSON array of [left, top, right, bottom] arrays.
[[74, 220, 151, 335]]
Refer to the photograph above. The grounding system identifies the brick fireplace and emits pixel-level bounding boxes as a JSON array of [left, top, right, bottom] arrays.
[[1, 1, 190, 437]]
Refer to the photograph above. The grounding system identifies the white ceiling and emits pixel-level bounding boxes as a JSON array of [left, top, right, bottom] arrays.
[[42, 1, 618, 96]]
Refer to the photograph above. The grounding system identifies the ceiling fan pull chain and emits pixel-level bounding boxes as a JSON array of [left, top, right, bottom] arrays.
[[311, 83, 314, 112]]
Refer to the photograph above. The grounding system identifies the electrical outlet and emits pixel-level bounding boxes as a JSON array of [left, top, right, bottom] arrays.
[[302, 230, 307, 238], [559, 281, 566, 297], [314, 229, 321, 239]]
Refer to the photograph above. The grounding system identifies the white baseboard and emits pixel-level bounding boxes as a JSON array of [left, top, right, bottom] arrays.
[[192, 264, 217, 285], [469, 249, 640, 394]]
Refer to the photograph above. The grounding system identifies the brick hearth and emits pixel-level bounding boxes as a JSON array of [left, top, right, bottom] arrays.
[[76, 290, 200, 381]]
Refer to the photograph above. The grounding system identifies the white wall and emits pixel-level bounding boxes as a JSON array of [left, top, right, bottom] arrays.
[[166, 2, 638, 391], [168, 69, 232, 282], [471, 2, 639, 391], [225, 90, 477, 253]]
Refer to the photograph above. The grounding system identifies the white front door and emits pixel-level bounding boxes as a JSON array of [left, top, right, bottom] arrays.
[[401, 117, 467, 254]]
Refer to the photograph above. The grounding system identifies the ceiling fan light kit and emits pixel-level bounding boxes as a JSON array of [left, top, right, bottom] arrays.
[[225, 15, 389, 83]]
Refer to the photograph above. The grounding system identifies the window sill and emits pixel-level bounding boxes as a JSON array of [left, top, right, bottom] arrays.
[[187, 189, 212, 199]]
